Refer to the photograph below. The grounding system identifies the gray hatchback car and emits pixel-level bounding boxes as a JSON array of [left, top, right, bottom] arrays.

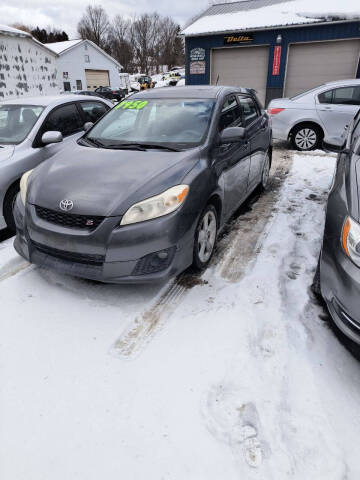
[[0, 94, 112, 232], [14, 86, 272, 284], [314, 110, 360, 346]]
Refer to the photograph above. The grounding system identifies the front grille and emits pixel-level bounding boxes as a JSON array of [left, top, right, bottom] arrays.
[[35, 206, 104, 231], [32, 241, 105, 266]]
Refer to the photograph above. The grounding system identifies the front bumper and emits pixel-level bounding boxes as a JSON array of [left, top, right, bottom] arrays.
[[13, 196, 195, 284], [321, 247, 360, 345]]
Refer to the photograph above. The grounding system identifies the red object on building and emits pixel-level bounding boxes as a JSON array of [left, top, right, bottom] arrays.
[[272, 46, 282, 76]]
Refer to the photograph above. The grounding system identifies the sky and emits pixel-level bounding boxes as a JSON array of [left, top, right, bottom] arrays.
[[0, 0, 211, 38]]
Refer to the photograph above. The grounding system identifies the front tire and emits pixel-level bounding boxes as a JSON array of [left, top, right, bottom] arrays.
[[260, 151, 271, 191], [3, 183, 19, 233], [192, 204, 218, 271], [291, 124, 322, 151]]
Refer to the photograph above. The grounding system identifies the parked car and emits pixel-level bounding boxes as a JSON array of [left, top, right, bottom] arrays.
[[14, 86, 272, 284], [313, 109, 360, 346], [94, 86, 126, 101], [74, 91, 105, 98], [268, 79, 360, 151], [0, 94, 112, 232]]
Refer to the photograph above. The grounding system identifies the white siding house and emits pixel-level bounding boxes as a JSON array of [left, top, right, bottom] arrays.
[[0, 25, 58, 100], [44, 39, 122, 92]]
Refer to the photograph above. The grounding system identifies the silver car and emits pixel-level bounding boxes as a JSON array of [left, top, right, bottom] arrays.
[[0, 94, 112, 232], [268, 79, 360, 151]]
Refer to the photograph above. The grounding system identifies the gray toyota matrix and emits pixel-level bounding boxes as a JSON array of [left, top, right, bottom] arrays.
[[14, 86, 272, 283]]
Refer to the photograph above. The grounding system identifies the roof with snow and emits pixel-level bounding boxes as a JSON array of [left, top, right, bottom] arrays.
[[0, 24, 32, 38], [44, 39, 122, 68], [44, 39, 83, 54], [182, 0, 360, 36]]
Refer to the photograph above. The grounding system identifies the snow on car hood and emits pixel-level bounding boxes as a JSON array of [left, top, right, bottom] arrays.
[[0, 145, 15, 163], [28, 142, 199, 217]]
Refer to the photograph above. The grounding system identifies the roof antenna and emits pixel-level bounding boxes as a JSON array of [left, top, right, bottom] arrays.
[[216, 74, 220, 86]]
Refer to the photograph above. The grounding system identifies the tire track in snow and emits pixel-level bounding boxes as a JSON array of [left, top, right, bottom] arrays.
[[217, 150, 293, 282], [0, 257, 31, 282], [111, 273, 207, 358]]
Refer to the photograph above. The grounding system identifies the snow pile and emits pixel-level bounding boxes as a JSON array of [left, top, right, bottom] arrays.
[[183, 0, 360, 36]]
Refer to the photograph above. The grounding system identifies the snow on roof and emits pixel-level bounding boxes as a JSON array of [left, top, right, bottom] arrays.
[[44, 39, 83, 54], [44, 39, 122, 68], [183, 0, 360, 36], [0, 24, 31, 38]]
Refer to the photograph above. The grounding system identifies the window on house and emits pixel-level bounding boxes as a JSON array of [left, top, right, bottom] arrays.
[[76, 80, 83, 90], [85, 55, 90, 63]]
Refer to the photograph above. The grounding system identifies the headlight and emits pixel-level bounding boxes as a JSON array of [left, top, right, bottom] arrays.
[[20, 169, 33, 206], [342, 216, 360, 267], [121, 185, 189, 226]]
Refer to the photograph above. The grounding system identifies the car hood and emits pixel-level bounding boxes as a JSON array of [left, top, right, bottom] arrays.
[[0, 145, 15, 162], [28, 143, 200, 216]]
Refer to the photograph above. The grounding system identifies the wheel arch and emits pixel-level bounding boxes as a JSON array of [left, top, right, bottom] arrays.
[[289, 121, 325, 141], [207, 194, 222, 227]]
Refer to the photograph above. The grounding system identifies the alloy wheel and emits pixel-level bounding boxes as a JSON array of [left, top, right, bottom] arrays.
[[197, 210, 217, 263], [294, 128, 317, 150]]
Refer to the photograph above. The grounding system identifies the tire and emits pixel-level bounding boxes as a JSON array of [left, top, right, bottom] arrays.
[[192, 204, 218, 271], [260, 151, 271, 191], [291, 124, 322, 151], [3, 183, 19, 233]]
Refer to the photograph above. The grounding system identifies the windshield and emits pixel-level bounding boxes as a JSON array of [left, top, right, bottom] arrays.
[[86, 98, 215, 149], [0, 105, 44, 145]]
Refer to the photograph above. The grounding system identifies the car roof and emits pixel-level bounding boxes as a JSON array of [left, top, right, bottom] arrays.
[[321, 79, 360, 89], [0, 94, 105, 107], [131, 85, 253, 99]]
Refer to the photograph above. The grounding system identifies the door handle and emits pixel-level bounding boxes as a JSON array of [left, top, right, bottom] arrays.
[[320, 106, 333, 111]]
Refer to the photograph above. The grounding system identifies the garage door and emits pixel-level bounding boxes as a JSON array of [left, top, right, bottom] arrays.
[[85, 69, 110, 91], [285, 40, 360, 98], [211, 46, 269, 104]]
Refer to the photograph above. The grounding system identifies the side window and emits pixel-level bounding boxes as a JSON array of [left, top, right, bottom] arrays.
[[318, 89, 333, 104], [42, 104, 83, 138], [78, 101, 109, 122], [218, 96, 242, 132], [333, 86, 360, 106], [238, 96, 259, 126]]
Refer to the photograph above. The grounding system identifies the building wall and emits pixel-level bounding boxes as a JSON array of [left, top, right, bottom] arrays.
[[0, 35, 58, 99], [185, 21, 360, 105], [56, 41, 120, 91]]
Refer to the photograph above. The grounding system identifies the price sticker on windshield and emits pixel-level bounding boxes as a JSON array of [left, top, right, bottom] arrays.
[[115, 100, 148, 110]]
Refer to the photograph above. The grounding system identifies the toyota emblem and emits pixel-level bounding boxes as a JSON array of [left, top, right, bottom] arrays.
[[59, 199, 74, 211]]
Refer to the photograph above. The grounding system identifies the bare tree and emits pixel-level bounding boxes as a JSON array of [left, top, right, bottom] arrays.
[[77, 5, 110, 50], [158, 18, 184, 71], [109, 15, 134, 72], [130, 13, 161, 74]]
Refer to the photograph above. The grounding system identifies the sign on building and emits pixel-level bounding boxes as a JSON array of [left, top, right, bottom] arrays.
[[190, 48, 206, 61], [190, 61, 206, 75], [224, 33, 254, 45]]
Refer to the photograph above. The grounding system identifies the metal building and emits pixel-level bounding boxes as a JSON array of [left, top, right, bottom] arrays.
[[0, 25, 58, 99], [183, 0, 360, 105]]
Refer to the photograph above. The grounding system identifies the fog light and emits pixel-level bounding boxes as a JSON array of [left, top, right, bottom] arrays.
[[132, 247, 176, 276]]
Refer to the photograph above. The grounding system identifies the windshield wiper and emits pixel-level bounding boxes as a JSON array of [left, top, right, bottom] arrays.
[[81, 137, 105, 148], [101, 143, 147, 151], [104, 143, 180, 152]]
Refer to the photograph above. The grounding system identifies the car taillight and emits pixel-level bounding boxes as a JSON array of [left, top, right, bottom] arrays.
[[267, 108, 285, 115]]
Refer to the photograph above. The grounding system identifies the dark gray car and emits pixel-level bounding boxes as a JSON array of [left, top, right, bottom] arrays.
[[14, 86, 272, 284], [314, 110, 360, 344]]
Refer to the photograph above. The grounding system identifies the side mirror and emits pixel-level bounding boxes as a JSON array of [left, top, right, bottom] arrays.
[[220, 126, 246, 144], [83, 122, 94, 132], [323, 136, 348, 154], [41, 131, 63, 145]]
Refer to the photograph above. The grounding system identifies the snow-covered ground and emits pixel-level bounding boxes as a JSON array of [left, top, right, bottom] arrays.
[[1, 148, 360, 479]]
